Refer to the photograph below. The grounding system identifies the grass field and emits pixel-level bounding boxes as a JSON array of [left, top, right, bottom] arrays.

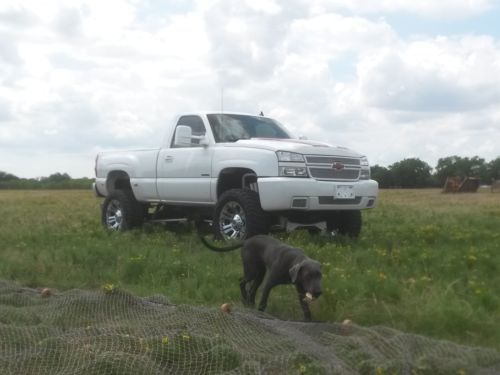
[[0, 189, 499, 351]]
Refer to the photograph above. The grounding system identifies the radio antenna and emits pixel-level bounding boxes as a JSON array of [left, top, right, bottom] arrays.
[[220, 87, 224, 114]]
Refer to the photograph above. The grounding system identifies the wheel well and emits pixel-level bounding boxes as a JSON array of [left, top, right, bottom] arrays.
[[217, 168, 258, 198], [106, 171, 132, 194]]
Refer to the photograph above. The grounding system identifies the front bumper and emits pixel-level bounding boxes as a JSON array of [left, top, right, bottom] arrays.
[[93, 180, 106, 197], [257, 177, 378, 211]]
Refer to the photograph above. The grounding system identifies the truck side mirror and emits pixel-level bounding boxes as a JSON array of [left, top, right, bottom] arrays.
[[198, 136, 209, 147], [174, 125, 192, 147]]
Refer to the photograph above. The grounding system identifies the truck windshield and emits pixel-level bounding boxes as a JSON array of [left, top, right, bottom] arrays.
[[207, 114, 291, 143]]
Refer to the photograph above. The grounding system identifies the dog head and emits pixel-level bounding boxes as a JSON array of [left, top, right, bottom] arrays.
[[289, 259, 322, 300]]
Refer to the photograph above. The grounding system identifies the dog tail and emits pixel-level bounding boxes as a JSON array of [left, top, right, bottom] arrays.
[[199, 235, 243, 252]]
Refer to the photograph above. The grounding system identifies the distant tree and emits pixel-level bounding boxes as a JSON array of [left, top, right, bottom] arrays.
[[0, 171, 19, 181], [487, 157, 500, 181], [427, 173, 441, 188], [45, 172, 71, 182], [389, 158, 432, 188], [371, 165, 393, 188], [435, 156, 487, 185]]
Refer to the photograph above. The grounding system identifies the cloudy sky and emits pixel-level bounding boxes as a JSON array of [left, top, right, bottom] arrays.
[[1, 0, 499, 178]]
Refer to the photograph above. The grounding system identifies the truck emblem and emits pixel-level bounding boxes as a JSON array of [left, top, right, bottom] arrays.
[[332, 162, 344, 170]]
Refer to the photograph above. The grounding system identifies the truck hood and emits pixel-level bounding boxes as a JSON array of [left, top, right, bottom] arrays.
[[223, 138, 363, 158]]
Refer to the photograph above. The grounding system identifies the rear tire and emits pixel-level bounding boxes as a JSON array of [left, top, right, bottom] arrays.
[[213, 189, 269, 241], [326, 210, 362, 238], [101, 190, 145, 231]]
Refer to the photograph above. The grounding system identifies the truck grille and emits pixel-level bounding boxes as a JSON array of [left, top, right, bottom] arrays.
[[306, 156, 360, 166], [306, 155, 361, 181]]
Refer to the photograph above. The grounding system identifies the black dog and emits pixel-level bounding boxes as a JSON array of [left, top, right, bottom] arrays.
[[200, 235, 322, 321]]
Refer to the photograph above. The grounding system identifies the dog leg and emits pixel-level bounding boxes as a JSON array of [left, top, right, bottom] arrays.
[[247, 270, 265, 308], [241, 251, 266, 308], [298, 294, 312, 321], [239, 277, 250, 306], [296, 285, 312, 321], [257, 276, 278, 312]]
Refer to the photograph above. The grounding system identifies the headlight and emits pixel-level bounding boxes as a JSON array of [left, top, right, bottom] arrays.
[[279, 166, 308, 177], [360, 156, 370, 180], [276, 151, 305, 162]]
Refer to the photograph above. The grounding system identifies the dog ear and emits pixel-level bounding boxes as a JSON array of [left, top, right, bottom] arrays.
[[289, 262, 304, 283]]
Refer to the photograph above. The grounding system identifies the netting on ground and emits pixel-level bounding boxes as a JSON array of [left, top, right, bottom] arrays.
[[0, 279, 499, 375]]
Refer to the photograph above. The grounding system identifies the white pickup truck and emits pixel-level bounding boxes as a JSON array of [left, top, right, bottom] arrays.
[[94, 112, 378, 239]]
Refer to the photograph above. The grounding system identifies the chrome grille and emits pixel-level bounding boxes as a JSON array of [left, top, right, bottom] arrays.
[[306, 156, 360, 166], [306, 155, 361, 181], [309, 168, 359, 180]]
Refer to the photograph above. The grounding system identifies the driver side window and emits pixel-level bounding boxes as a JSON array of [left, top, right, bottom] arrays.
[[172, 115, 206, 147]]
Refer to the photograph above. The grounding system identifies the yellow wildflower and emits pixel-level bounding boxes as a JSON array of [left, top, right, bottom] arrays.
[[102, 283, 117, 294]]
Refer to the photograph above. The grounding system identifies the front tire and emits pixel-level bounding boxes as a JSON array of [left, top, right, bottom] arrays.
[[326, 210, 362, 238], [101, 190, 145, 231], [213, 189, 269, 241]]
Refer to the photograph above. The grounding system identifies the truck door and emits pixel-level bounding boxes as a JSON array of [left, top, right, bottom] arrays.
[[156, 115, 213, 203]]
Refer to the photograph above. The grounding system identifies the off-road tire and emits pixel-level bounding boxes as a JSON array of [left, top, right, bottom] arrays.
[[101, 190, 145, 231], [326, 210, 362, 238], [213, 189, 269, 241]]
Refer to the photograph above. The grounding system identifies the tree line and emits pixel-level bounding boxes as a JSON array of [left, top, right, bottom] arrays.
[[1, 155, 500, 190], [372, 155, 500, 188], [0, 172, 93, 190]]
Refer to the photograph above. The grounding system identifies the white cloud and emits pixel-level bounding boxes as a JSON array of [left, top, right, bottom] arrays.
[[284, 13, 398, 76], [52, 6, 84, 37], [0, 32, 23, 65], [0, 97, 13, 121], [357, 36, 500, 113], [0, 6, 39, 28], [0, 0, 499, 177], [309, 0, 493, 18]]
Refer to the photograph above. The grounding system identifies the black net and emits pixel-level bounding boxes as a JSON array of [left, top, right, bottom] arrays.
[[1, 279, 499, 374]]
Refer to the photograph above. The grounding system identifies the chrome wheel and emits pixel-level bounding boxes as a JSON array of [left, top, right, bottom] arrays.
[[105, 199, 124, 230], [101, 190, 145, 232], [218, 201, 247, 240], [213, 189, 269, 241]]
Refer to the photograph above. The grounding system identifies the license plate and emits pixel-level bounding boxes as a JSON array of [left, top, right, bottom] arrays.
[[336, 185, 355, 199]]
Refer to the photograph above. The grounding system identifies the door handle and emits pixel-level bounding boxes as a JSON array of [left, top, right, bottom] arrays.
[[165, 155, 173, 162]]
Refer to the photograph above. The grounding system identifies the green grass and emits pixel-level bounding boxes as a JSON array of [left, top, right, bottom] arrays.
[[0, 189, 499, 350]]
